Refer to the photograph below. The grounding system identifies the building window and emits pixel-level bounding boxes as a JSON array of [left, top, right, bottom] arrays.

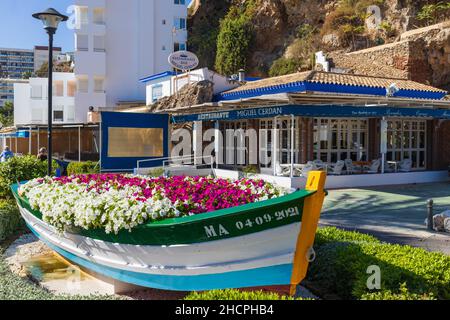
[[174, 42, 186, 52], [387, 119, 427, 170], [30, 85, 42, 99], [66, 105, 75, 122], [31, 109, 43, 122], [313, 118, 369, 163], [174, 17, 186, 30], [152, 85, 163, 103], [77, 76, 89, 93], [93, 35, 106, 52], [260, 118, 299, 167], [220, 121, 249, 166], [162, 19, 166, 25], [76, 34, 89, 51], [174, 0, 186, 4], [67, 80, 76, 97], [77, 6, 89, 27], [53, 109, 64, 122], [94, 76, 105, 93], [53, 80, 64, 97], [93, 8, 105, 25]]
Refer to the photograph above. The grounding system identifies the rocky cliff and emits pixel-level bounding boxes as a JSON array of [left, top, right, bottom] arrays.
[[188, 0, 450, 89]]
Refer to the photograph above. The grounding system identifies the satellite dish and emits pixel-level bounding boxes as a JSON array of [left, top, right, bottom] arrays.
[[386, 83, 400, 97]]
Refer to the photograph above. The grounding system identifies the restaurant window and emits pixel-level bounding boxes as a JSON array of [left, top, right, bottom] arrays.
[[260, 118, 299, 166], [313, 118, 369, 163], [152, 84, 163, 103], [386, 119, 426, 170], [221, 121, 249, 166]]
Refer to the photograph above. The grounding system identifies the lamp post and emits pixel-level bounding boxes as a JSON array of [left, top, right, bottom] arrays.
[[32, 8, 68, 176]]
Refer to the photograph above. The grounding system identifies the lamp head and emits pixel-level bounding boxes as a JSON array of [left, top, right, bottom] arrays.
[[32, 8, 68, 34]]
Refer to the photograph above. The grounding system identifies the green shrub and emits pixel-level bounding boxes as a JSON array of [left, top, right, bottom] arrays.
[[215, 2, 255, 75], [185, 289, 305, 300], [417, 2, 450, 26], [0, 200, 23, 241], [0, 156, 57, 198], [241, 165, 259, 175], [67, 161, 100, 176], [269, 57, 302, 77], [147, 167, 165, 177], [308, 232, 450, 300]]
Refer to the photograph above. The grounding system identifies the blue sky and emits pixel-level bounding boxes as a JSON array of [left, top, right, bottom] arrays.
[[0, 0, 74, 51]]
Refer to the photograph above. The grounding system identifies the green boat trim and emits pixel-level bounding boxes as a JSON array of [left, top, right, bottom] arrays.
[[11, 183, 315, 246]]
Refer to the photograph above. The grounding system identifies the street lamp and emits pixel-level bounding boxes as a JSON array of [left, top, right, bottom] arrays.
[[32, 8, 68, 176]]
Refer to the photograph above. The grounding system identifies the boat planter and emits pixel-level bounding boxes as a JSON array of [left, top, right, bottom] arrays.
[[11, 172, 327, 294]]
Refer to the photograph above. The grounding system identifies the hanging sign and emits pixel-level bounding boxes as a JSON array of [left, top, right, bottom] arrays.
[[168, 51, 199, 71]]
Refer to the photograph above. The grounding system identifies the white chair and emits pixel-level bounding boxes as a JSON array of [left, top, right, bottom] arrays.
[[363, 159, 381, 174], [344, 159, 359, 174], [313, 159, 325, 170], [300, 163, 315, 177], [328, 160, 345, 176], [399, 159, 412, 172], [275, 162, 291, 177]]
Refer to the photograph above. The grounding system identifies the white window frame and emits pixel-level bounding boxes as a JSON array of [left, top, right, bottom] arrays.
[[386, 119, 427, 170], [313, 118, 369, 163]]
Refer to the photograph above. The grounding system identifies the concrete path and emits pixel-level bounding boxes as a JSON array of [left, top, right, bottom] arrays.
[[320, 183, 450, 255]]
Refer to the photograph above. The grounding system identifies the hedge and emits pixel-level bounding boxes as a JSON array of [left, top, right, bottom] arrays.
[[0, 156, 58, 198], [67, 161, 100, 176], [185, 289, 305, 301], [0, 200, 24, 241], [309, 227, 450, 300]]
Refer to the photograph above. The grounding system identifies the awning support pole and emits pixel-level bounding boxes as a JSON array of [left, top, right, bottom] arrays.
[[37, 127, 40, 154], [29, 127, 32, 155], [291, 115, 295, 178], [78, 126, 81, 162], [273, 116, 279, 176]]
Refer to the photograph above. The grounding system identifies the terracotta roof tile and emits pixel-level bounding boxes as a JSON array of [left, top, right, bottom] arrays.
[[223, 71, 447, 95]]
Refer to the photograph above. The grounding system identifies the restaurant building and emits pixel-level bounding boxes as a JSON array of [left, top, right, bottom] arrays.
[[148, 71, 450, 188]]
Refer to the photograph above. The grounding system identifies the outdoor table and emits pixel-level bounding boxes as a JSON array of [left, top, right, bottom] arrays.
[[387, 161, 400, 172]]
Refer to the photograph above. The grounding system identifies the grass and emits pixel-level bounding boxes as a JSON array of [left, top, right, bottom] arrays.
[[1, 222, 448, 300]]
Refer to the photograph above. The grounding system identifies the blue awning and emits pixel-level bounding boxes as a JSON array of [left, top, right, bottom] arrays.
[[171, 105, 450, 124]]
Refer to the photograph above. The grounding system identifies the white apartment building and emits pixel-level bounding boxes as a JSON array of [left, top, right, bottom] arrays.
[[14, 73, 77, 126], [73, 0, 189, 111]]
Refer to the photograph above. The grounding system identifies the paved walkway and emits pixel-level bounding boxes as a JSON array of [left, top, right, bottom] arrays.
[[320, 183, 450, 255]]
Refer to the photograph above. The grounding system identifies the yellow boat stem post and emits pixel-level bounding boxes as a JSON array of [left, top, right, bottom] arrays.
[[289, 171, 327, 296]]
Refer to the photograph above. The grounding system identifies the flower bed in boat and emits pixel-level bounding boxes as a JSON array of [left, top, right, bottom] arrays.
[[18, 174, 286, 234]]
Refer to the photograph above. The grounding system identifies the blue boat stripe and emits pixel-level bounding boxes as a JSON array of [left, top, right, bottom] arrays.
[[27, 223, 293, 292]]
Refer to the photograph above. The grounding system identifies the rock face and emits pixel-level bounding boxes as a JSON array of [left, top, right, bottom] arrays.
[[328, 21, 450, 90], [190, 0, 449, 90], [149, 80, 214, 113]]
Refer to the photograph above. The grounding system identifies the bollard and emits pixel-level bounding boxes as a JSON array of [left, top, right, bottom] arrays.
[[427, 199, 434, 231]]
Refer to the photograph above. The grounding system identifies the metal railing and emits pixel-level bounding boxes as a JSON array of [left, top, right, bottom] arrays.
[[136, 155, 215, 176]]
